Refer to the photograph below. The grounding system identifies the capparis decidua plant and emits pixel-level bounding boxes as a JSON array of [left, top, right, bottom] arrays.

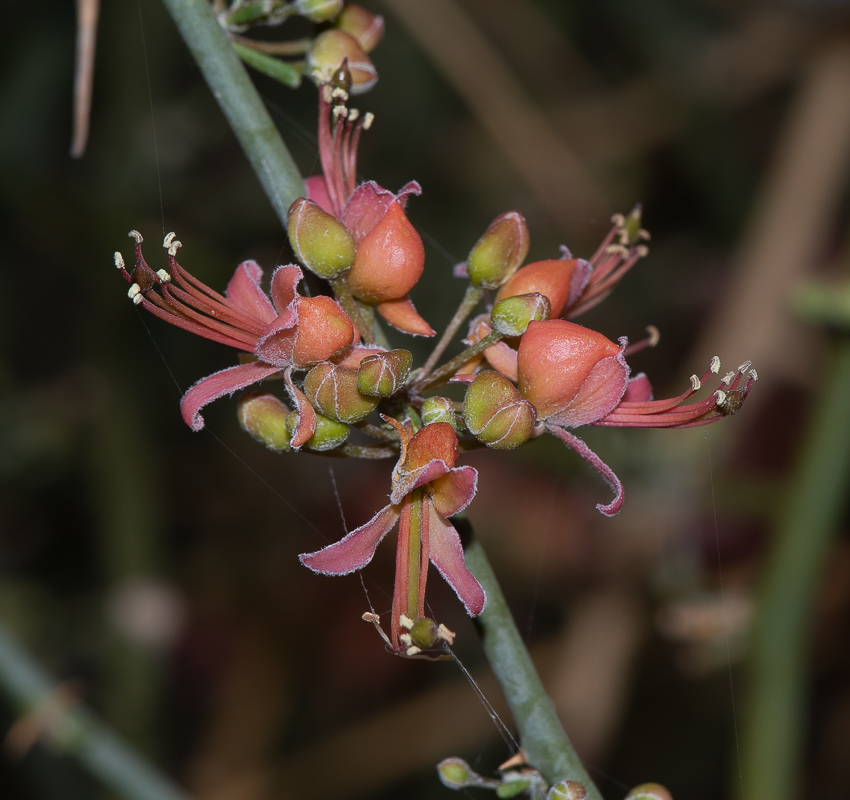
[[114, 9, 758, 795]]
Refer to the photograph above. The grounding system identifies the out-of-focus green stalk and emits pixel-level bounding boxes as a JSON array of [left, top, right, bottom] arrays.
[[462, 530, 602, 798], [0, 621, 191, 800], [740, 335, 850, 800], [160, 0, 305, 226]]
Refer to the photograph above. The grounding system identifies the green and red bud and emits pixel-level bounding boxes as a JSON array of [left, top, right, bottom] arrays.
[[548, 781, 587, 800], [496, 258, 589, 317], [347, 201, 425, 303], [490, 292, 550, 337], [304, 362, 379, 423], [285, 295, 354, 368], [237, 392, 292, 453], [624, 784, 672, 800], [287, 198, 355, 280], [409, 616, 439, 649], [356, 348, 412, 396], [466, 211, 530, 289], [335, 4, 384, 52], [421, 396, 458, 429], [437, 758, 481, 790], [307, 30, 377, 94], [462, 370, 536, 450], [287, 409, 349, 451], [293, 0, 343, 22]]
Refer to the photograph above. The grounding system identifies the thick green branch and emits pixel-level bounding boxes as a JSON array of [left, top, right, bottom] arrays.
[[461, 531, 603, 798], [161, 0, 306, 227]]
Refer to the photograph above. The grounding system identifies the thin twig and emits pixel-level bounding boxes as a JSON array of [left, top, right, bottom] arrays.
[[71, 0, 100, 157]]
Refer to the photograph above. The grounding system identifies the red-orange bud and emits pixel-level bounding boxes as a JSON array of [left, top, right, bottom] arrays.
[[347, 201, 425, 304], [308, 30, 377, 94], [466, 211, 530, 289], [496, 258, 590, 317], [335, 4, 384, 53], [290, 296, 355, 367]]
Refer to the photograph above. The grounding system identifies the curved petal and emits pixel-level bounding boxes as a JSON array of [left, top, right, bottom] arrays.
[[284, 367, 317, 449], [305, 176, 334, 215], [566, 258, 593, 310], [391, 459, 452, 505], [548, 347, 629, 428], [547, 425, 624, 516], [342, 180, 422, 244], [429, 466, 478, 517], [181, 361, 281, 431], [483, 340, 518, 382], [333, 345, 387, 369], [255, 306, 298, 367], [226, 260, 276, 324], [427, 503, 486, 616], [270, 265, 304, 314], [622, 373, 653, 403], [300, 504, 400, 574], [377, 295, 435, 337]]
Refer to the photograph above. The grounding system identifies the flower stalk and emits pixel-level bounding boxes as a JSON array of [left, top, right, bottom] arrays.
[[420, 284, 485, 375]]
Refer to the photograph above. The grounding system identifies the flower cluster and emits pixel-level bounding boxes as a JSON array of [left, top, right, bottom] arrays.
[[114, 63, 755, 655]]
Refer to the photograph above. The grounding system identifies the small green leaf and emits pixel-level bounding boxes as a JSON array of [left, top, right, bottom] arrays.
[[232, 43, 303, 89]]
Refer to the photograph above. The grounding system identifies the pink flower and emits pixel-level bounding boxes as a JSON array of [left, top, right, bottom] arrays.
[[299, 419, 485, 653], [516, 319, 756, 515], [116, 231, 354, 431]]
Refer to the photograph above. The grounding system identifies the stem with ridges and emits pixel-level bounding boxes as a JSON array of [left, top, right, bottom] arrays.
[[458, 524, 602, 797], [420, 284, 484, 375], [160, 0, 305, 228]]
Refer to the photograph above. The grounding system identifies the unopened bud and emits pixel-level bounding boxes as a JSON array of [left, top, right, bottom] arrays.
[[466, 211, 530, 289], [410, 617, 438, 649], [491, 292, 550, 337], [357, 349, 412, 396], [237, 393, 291, 453], [625, 784, 672, 800], [293, 0, 342, 23], [335, 4, 384, 52], [287, 198, 355, 279], [437, 758, 479, 789], [421, 396, 458, 429], [308, 30, 378, 94], [548, 780, 587, 800], [498, 780, 532, 798], [287, 410, 349, 451], [304, 362, 379, 423], [463, 371, 536, 450], [496, 258, 590, 318], [622, 204, 644, 246]]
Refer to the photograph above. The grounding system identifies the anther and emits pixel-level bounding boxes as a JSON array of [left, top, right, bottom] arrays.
[[639, 228, 651, 241], [611, 213, 625, 227], [738, 360, 752, 373], [690, 375, 701, 391], [399, 633, 413, 646], [605, 244, 629, 257], [646, 325, 660, 347], [749, 368, 759, 381], [363, 112, 374, 130], [437, 624, 456, 645], [132, 294, 143, 305], [722, 372, 736, 386], [399, 614, 414, 630], [128, 230, 143, 243], [167, 241, 182, 256], [156, 269, 171, 283], [331, 86, 349, 102], [710, 356, 721, 374], [347, 108, 360, 122], [114, 252, 125, 269], [405, 646, 422, 656], [714, 389, 727, 405], [322, 83, 333, 103], [163, 232, 176, 248], [332, 105, 348, 120], [635, 245, 649, 257], [128, 283, 141, 300]]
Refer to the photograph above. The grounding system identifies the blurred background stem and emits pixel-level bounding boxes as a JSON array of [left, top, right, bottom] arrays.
[[740, 330, 850, 800], [160, 0, 305, 227]]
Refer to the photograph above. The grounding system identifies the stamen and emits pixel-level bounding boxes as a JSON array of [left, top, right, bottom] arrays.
[[347, 108, 359, 122], [722, 372, 736, 386], [114, 252, 124, 269], [690, 375, 701, 391], [363, 112, 374, 130], [163, 232, 176, 248], [710, 356, 721, 373], [399, 613, 414, 630], [168, 240, 182, 256], [646, 325, 660, 347], [604, 244, 628, 257], [437, 624, 455, 644], [128, 230, 143, 243], [332, 105, 348, 120], [156, 269, 171, 283], [611, 213, 625, 226], [331, 86, 349, 102], [132, 294, 143, 306], [406, 646, 422, 656], [128, 283, 141, 300], [399, 633, 413, 646], [635, 244, 649, 257], [639, 228, 651, 241], [749, 368, 759, 381], [321, 83, 333, 103], [714, 389, 727, 405], [738, 360, 752, 373]]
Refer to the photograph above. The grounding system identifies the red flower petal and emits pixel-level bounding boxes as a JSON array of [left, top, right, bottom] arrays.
[[429, 466, 478, 518], [269, 265, 303, 314], [284, 368, 317, 449], [305, 176, 335, 216], [342, 180, 421, 244], [376, 295, 436, 337], [548, 350, 629, 428], [225, 260, 276, 324]]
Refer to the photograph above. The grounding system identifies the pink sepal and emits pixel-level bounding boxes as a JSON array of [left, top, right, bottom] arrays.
[[427, 503, 486, 616], [342, 180, 422, 244], [225, 260, 276, 324], [284, 367, 317, 449], [483, 340, 518, 382], [299, 504, 400, 574], [377, 295, 436, 337], [333, 345, 387, 369], [548, 425, 624, 516], [305, 176, 334, 216], [270, 264, 303, 314], [391, 459, 452, 505], [622, 373, 653, 403], [566, 259, 593, 310], [449, 374, 477, 384], [255, 305, 299, 367], [181, 361, 281, 431], [429, 466, 478, 517]]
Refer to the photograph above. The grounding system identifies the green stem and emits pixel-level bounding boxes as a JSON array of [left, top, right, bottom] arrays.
[[0, 621, 190, 800], [331, 278, 375, 345], [408, 489, 424, 619], [739, 335, 850, 800], [414, 330, 503, 393], [420, 284, 484, 375], [160, 0, 305, 228], [461, 530, 602, 797]]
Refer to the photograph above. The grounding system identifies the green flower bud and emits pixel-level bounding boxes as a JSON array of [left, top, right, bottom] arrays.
[[437, 758, 478, 789], [622, 204, 644, 246], [409, 617, 438, 649], [293, 0, 343, 23], [357, 349, 413, 397], [421, 396, 458, 429], [304, 362, 379, 423], [548, 780, 587, 800], [498, 781, 531, 799], [463, 371, 536, 450], [287, 198, 355, 279], [466, 211, 530, 289], [308, 30, 378, 94], [287, 410, 349, 451], [490, 292, 550, 337], [625, 784, 672, 800], [335, 4, 384, 53], [237, 392, 292, 453]]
